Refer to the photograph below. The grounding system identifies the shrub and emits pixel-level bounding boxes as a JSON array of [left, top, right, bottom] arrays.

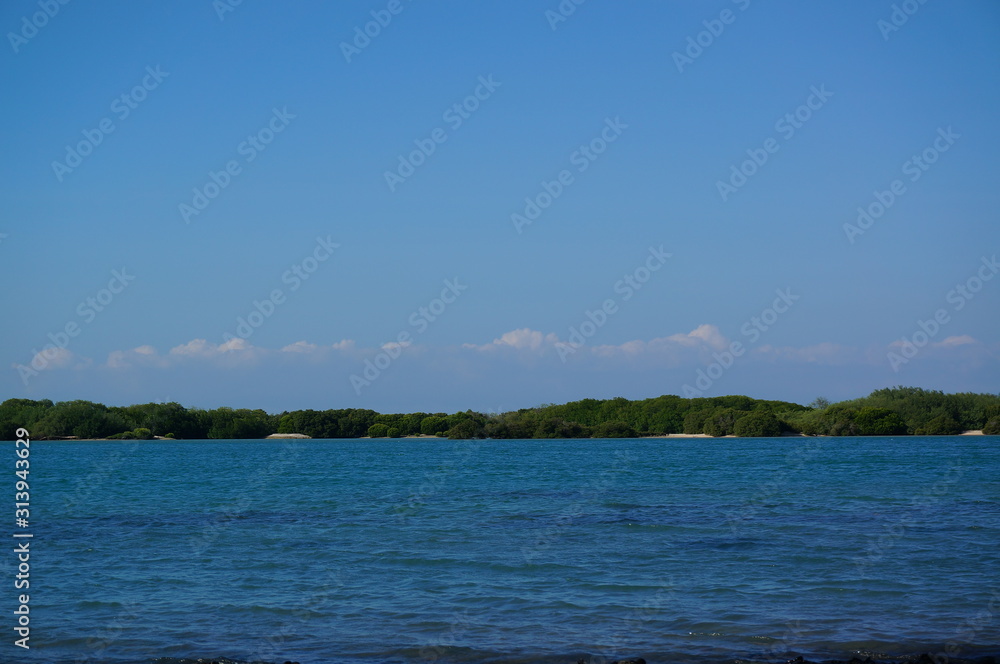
[[420, 416, 448, 436], [703, 408, 740, 437], [447, 419, 483, 439], [853, 407, 908, 436], [591, 421, 637, 438], [915, 415, 962, 436], [367, 423, 389, 438], [733, 411, 782, 437]]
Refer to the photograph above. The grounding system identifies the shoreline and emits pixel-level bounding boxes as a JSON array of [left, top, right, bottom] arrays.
[[24, 431, 992, 442]]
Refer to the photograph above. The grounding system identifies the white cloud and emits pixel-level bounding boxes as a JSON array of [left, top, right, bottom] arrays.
[[465, 327, 560, 352], [664, 323, 729, 350], [107, 346, 170, 369], [281, 341, 318, 353], [26, 346, 79, 370], [169, 339, 213, 357], [591, 325, 730, 360], [935, 335, 977, 347]]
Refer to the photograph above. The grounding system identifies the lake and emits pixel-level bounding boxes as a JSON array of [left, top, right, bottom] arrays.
[[15, 435, 1000, 664]]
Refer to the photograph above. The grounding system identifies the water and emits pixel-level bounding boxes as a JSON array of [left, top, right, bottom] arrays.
[[10, 436, 1000, 664]]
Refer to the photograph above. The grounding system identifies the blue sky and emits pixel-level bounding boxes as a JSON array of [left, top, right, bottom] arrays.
[[2, 0, 998, 413]]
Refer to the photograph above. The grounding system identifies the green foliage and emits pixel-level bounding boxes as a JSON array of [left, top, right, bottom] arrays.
[[703, 408, 740, 437], [420, 415, 449, 436], [447, 418, 485, 439], [206, 408, 276, 439], [914, 414, 962, 436], [733, 411, 782, 437], [2, 387, 997, 442], [683, 410, 711, 434], [852, 407, 908, 436], [592, 421, 637, 438], [367, 423, 389, 438], [533, 418, 588, 439], [108, 427, 155, 440], [30, 400, 127, 439], [276, 408, 377, 438]]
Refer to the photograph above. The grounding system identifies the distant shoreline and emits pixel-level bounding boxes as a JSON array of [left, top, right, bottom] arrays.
[[25, 430, 988, 442], [5, 387, 998, 441]]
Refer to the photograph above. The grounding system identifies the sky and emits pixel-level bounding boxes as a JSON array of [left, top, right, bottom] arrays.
[[1, 1, 998, 414]]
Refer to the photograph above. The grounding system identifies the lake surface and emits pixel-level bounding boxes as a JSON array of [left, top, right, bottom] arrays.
[[13, 436, 1000, 664]]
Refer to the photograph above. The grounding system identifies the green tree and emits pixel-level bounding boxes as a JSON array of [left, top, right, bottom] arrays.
[[420, 416, 448, 436], [915, 414, 962, 435], [703, 408, 740, 437], [367, 423, 389, 438], [447, 419, 483, 439], [592, 421, 637, 438], [683, 409, 711, 434], [853, 407, 908, 436], [733, 411, 782, 437]]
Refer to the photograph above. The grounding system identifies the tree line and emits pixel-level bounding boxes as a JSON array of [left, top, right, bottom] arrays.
[[1, 386, 998, 441]]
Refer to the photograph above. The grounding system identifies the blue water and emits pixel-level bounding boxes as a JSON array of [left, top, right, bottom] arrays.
[[9, 436, 1000, 664]]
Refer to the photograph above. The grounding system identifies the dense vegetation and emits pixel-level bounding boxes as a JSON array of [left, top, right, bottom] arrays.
[[2, 387, 998, 441]]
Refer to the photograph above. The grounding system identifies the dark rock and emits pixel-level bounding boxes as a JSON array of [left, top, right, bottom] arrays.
[[611, 658, 646, 664], [787, 657, 818, 664]]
